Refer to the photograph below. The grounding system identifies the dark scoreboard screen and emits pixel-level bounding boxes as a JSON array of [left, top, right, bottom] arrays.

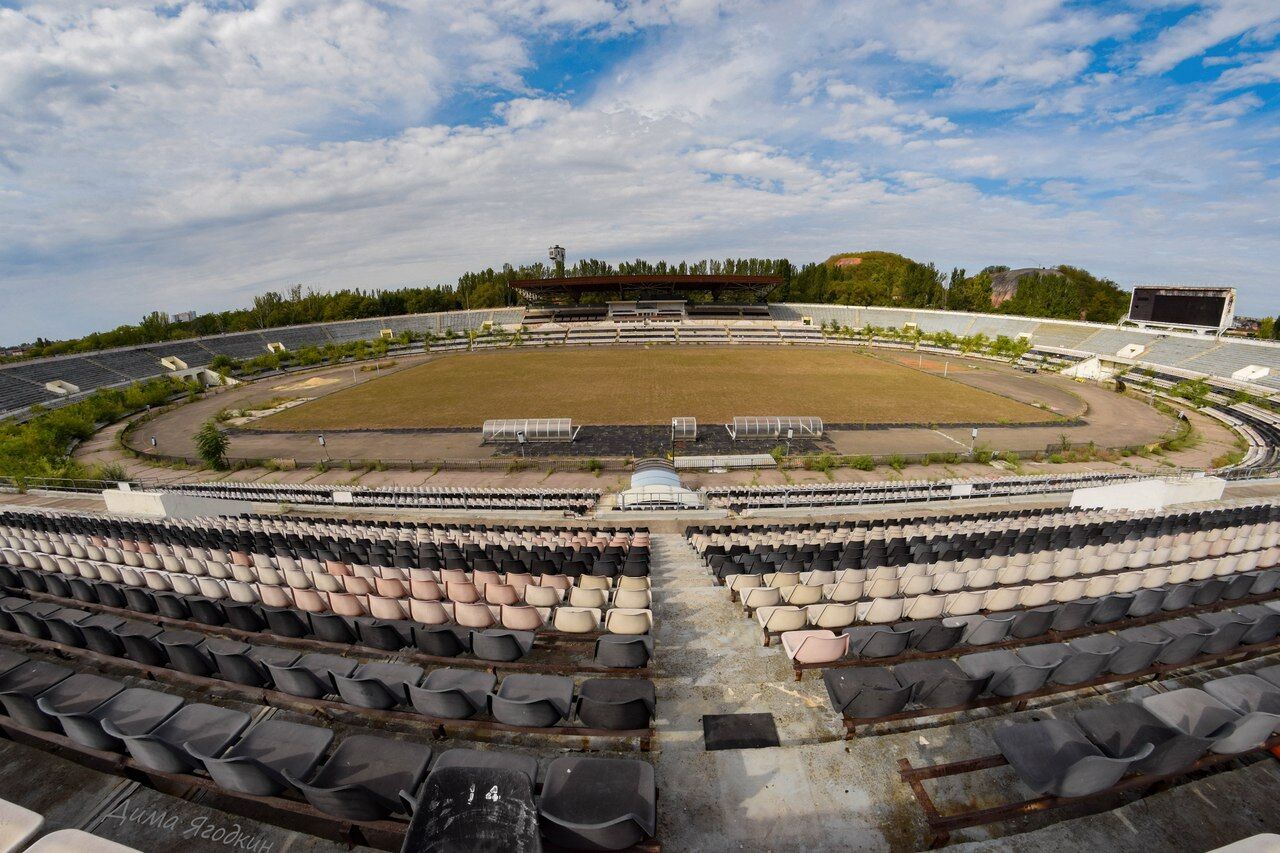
[[1129, 287, 1232, 328]]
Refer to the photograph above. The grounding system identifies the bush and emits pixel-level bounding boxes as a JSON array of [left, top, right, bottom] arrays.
[[1049, 453, 1067, 464], [971, 443, 994, 464], [887, 454, 907, 471], [194, 420, 230, 470], [769, 445, 786, 466], [584, 458, 603, 475]]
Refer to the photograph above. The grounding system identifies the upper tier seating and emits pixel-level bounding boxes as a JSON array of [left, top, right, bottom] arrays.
[[161, 482, 602, 514]]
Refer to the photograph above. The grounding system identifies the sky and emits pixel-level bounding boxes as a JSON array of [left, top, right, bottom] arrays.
[[0, 1, 1278, 344]]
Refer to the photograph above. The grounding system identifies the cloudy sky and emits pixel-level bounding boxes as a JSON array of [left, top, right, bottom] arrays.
[[1, 0, 1278, 343]]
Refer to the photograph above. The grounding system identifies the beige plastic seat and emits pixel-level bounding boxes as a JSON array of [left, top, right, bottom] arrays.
[[408, 599, 452, 625], [454, 601, 498, 629], [942, 591, 984, 617], [856, 598, 905, 624], [553, 607, 602, 634], [903, 594, 945, 621], [612, 588, 652, 609], [982, 587, 1022, 613], [756, 606, 808, 636], [826, 580, 864, 602], [569, 587, 609, 609], [258, 585, 294, 608], [523, 585, 564, 608], [781, 584, 823, 606], [742, 586, 783, 611], [780, 630, 850, 664], [806, 603, 857, 630], [605, 608, 653, 635], [501, 605, 546, 631], [369, 595, 409, 620], [578, 575, 613, 591]]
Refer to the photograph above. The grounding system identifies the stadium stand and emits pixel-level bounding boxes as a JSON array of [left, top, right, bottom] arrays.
[[160, 482, 602, 514], [200, 332, 271, 359], [4, 355, 131, 392]]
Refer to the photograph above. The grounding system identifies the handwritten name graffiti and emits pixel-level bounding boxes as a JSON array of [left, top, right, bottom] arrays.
[[102, 800, 273, 851]]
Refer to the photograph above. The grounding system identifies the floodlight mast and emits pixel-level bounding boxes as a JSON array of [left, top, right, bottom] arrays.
[[549, 245, 566, 278]]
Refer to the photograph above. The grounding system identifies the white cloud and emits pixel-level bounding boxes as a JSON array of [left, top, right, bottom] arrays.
[[1138, 0, 1280, 73]]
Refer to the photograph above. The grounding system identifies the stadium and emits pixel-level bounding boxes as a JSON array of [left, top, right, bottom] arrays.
[[2, 261, 1280, 853]]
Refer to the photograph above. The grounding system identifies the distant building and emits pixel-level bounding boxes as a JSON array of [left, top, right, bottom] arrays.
[[173, 311, 197, 323]]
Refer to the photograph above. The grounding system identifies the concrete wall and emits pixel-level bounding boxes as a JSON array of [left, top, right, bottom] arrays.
[[1069, 476, 1224, 511], [102, 488, 252, 519]]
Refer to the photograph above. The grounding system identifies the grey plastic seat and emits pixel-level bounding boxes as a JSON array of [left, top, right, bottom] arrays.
[[403, 766, 540, 850], [899, 619, 963, 653], [1222, 572, 1257, 600], [1114, 626, 1174, 671], [1203, 674, 1280, 716], [265, 653, 358, 699], [355, 618, 413, 652], [1142, 688, 1280, 755], [1076, 702, 1213, 776], [843, 625, 910, 659], [156, 630, 221, 677], [955, 614, 1013, 647], [307, 612, 358, 644], [957, 649, 1054, 698], [539, 756, 656, 851], [594, 635, 652, 668], [428, 748, 539, 786], [331, 661, 423, 710], [1088, 594, 1134, 625], [153, 591, 191, 620], [893, 658, 987, 708], [1191, 579, 1228, 606], [1126, 587, 1166, 618], [44, 608, 95, 647], [823, 667, 912, 719], [1159, 584, 1196, 612], [0, 649, 30, 677], [1195, 612, 1252, 655], [43, 687, 184, 752], [0, 660, 71, 727], [408, 669, 496, 720], [1235, 605, 1280, 645], [114, 622, 167, 666], [10, 602, 61, 639], [189, 718, 334, 796], [286, 734, 432, 821], [224, 601, 267, 633], [994, 718, 1151, 797], [490, 674, 574, 728], [4, 672, 121, 732], [1249, 569, 1280, 595], [211, 644, 301, 687], [1009, 605, 1058, 640], [412, 624, 470, 658], [262, 606, 311, 639], [471, 629, 535, 662], [576, 679, 656, 730], [1050, 599, 1098, 632], [78, 614, 129, 657], [1019, 642, 1111, 686], [112, 703, 251, 773], [1153, 619, 1213, 664]]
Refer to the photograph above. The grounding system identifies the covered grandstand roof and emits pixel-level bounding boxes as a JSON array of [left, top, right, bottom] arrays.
[[511, 274, 782, 303]]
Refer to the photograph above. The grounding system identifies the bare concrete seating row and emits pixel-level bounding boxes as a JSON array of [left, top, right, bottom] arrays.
[[819, 599, 1280, 731], [0, 650, 656, 849], [0, 601, 656, 733], [900, 668, 1280, 843], [0, 568, 653, 671]]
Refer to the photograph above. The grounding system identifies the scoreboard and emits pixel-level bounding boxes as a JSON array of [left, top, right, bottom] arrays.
[[1128, 286, 1235, 331]]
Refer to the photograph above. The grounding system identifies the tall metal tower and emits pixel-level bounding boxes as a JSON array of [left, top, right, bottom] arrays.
[[548, 245, 566, 278]]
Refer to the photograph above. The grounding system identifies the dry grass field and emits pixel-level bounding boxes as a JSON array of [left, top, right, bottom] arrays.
[[254, 346, 1058, 430]]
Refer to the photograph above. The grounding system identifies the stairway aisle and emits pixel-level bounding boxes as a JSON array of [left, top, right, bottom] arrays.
[[647, 532, 875, 850]]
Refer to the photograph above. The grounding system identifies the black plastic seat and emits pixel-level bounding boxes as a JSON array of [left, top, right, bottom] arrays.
[[1236, 605, 1280, 645], [823, 667, 912, 719], [407, 669, 496, 720], [471, 629, 535, 663], [223, 601, 267, 633], [428, 748, 539, 786], [403, 766, 540, 849], [115, 621, 167, 666], [44, 686, 184, 752], [576, 679, 656, 730], [1075, 702, 1212, 777], [308, 612, 358, 644], [8, 672, 122, 732], [287, 734, 432, 821], [843, 625, 911, 658], [262, 606, 311, 638], [958, 649, 1054, 698], [489, 674, 574, 728], [1089, 594, 1133, 625], [995, 718, 1150, 798], [211, 644, 301, 688], [157, 629, 220, 677], [898, 620, 963, 653], [1114, 625, 1174, 672], [1151, 619, 1212, 664], [265, 653, 357, 699], [413, 624, 470, 658], [187, 597, 228, 626], [593, 635, 652, 668], [1008, 605, 1057, 640], [190, 718, 334, 796], [354, 618, 412, 651], [539, 756, 656, 851], [112, 703, 251, 773], [1050, 599, 1097, 632], [43, 608, 95, 647], [0, 659, 73, 727], [893, 658, 987, 708], [1019, 642, 1111, 686], [152, 591, 191, 620], [10, 602, 61, 639], [76, 614, 128, 657], [332, 661, 423, 710], [1196, 611, 1252, 654]]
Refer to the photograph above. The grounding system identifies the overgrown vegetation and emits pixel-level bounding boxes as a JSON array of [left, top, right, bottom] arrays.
[[0, 378, 188, 483], [194, 420, 230, 470]]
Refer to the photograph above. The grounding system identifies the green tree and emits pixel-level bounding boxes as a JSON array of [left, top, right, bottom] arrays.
[[1259, 317, 1276, 340], [947, 268, 994, 312], [195, 420, 230, 470]]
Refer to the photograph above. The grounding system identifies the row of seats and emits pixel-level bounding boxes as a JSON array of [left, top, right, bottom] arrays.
[[993, 668, 1280, 798], [819, 599, 1280, 721], [0, 599, 656, 732], [164, 483, 602, 514], [0, 565, 653, 668], [0, 649, 656, 849], [4, 553, 656, 637]]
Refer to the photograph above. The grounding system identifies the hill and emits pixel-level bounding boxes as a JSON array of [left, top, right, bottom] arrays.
[[775, 251, 946, 307]]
